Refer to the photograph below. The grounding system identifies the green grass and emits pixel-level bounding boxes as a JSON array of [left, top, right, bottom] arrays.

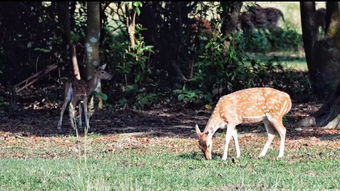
[[279, 59, 307, 71], [0, 144, 339, 191], [246, 51, 308, 72]]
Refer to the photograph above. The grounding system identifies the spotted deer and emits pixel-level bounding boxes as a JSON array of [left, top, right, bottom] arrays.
[[57, 64, 112, 133], [195, 87, 292, 160]]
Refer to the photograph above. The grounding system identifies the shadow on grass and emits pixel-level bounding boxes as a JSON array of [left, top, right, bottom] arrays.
[[1, 107, 339, 142], [179, 152, 222, 161]]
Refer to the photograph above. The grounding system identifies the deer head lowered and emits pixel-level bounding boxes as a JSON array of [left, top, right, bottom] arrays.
[[57, 64, 112, 134], [195, 87, 292, 160]]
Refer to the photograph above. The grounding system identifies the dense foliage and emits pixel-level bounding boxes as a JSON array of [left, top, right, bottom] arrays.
[[0, 2, 311, 110]]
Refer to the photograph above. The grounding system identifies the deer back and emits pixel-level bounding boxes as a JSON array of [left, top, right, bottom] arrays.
[[214, 87, 291, 124]]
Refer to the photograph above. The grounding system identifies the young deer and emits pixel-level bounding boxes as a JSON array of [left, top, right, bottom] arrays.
[[57, 64, 112, 133], [195, 87, 292, 160]]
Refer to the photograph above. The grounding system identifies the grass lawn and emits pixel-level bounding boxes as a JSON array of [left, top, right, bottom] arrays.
[[246, 50, 308, 72], [0, 134, 339, 191], [279, 59, 307, 71]]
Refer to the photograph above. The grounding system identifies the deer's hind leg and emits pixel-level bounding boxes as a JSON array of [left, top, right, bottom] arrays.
[[68, 103, 79, 136], [58, 83, 72, 130], [58, 99, 70, 130], [258, 119, 276, 158], [266, 115, 287, 158], [78, 102, 83, 128]]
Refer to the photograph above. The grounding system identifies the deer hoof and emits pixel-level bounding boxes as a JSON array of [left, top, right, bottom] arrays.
[[277, 155, 284, 159]]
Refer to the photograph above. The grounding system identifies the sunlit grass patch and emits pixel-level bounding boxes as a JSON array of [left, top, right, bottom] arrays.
[[0, 135, 339, 190]]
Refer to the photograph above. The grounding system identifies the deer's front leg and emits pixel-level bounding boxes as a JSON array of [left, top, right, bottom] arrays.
[[222, 124, 236, 160], [233, 128, 241, 158]]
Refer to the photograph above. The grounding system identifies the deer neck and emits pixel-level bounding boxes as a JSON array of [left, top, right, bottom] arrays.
[[203, 114, 224, 137], [87, 76, 101, 94]]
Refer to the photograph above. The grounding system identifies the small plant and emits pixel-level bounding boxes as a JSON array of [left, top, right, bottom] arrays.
[[173, 86, 200, 104], [237, 27, 302, 53], [0, 96, 9, 106], [135, 93, 158, 109], [93, 91, 108, 101]]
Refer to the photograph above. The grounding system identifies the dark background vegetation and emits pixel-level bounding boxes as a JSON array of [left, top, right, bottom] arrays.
[[0, 1, 339, 129], [0, 2, 309, 109]]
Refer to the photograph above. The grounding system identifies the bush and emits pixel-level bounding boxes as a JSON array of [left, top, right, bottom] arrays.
[[97, 10, 308, 109], [176, 30, 311, 106], [238, 27, 302, 53]]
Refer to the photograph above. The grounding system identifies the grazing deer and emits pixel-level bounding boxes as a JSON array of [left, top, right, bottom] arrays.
[[195, 87, 292, 160], [57, 64, 112, 133]]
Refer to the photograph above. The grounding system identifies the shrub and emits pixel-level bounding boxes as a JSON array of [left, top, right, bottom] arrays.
[[237, 27, 302, 53]]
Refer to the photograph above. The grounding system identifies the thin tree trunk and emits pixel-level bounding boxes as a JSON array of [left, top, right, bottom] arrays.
[[59, 1, 81, 80], [86, 2, 102, 109], [220, 1, 243, 38], [325, 2, 338, 34], [86, 2, 100, 80], [126, 3, 136, 50]]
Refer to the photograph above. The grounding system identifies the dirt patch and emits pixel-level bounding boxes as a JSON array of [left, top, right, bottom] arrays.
[[0, 102, 339, 159], [1, 101, 338, 138]]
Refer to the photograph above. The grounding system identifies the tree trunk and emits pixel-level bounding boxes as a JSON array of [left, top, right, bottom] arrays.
[[136, 2, 195, 84], [59, 1, 81, 80], [86, 2, 100, 80], [298, 2, 340, 129], [138, 2, 157, 47], [300, 2, 319, 96], [86, 2, 103, 109], [220, 1, 243, 38], [325, 2, 338, 34], [126, 4, 136, 49]]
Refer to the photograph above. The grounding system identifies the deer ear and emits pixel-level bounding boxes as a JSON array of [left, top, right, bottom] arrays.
[[195, 124, 201, 135], [100, 64, 107, 70]]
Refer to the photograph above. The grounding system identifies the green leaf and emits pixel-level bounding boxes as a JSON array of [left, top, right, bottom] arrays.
[[94, 91, 108, 101], [178, 94, 185, 101], [135, 7, 141, 16], [126, 84, 139, 93], [135, 74, 141, 83], [140, 61, 145, 71], [133, 1, 142, 7], [126, 51, 138, 58], [33, 48, 50, 53]]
